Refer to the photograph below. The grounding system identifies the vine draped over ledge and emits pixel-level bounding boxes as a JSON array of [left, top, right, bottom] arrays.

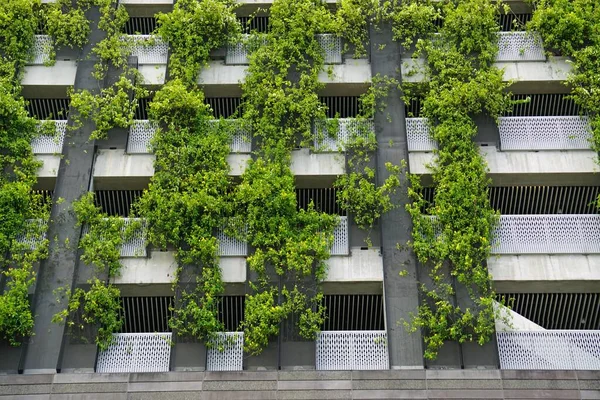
[[0, 0, 50, 346], [396, 0, 512, 359]]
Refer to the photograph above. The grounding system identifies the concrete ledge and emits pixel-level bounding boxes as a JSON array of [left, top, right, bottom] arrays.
[[112, 251, 246, 285], [36, 154, 61, 178], [489, 254, 600, 293], [22, 61, 77, 88], [325, 247, 383, 282], [138, 64, 166, 85], [291, 149, 345, 177]]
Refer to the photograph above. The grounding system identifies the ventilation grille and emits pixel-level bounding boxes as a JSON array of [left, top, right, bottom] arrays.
[[320, 96, 362, 118], [420, 186, 600, 215], [96, 333, 172, 373], [135, 98, 152, 120], [238, 16, 270, 33], [505, 94, 582, 116], [124, 17, 157, 35], [205, 98, 242, 119], [26, 98, 70, 120], [499, 13, 533, 31], [321, 295, 385, 331], [316, 331, 389, 370], [118, 297, 173, 333], [95, 190, 143, 217], [206, 332, 244, 371], [497, 293, 600, 330], [296, 188, 345, 216], [217, 296, 245, 332]]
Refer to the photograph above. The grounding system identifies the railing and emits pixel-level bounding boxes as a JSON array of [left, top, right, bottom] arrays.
[[15, 219, 47, 251], [407, 116, 593, 151], [496, 31, 546, 62], [127, 35, 169, 65], [217, 226, 247, 256], [226, 33, 342, 65], [497, 331, 600, 370], [29, 35, 52, 65], [313, 118, 374, 151], [316, 331, 388, 370], [82, 218, 147, 257], [330, 216, 349, 256], [32, 121, 67, 154], [127, 119, 250, 154], [406, 118, 436, 152], [491, 214, 600, 254], [96, 333, 172, 373], [206, 332, 244, 371], [498, 116, 592, 150]]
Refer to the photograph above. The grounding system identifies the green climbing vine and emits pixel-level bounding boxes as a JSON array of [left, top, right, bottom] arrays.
[[528, 0, 600, 153], [132, 0, 240, 344], [0, 0, 50, 346], [396, 0, 513, 359]]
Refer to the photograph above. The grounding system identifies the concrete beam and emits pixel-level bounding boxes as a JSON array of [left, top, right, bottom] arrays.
[[324, 248, 383, 282]]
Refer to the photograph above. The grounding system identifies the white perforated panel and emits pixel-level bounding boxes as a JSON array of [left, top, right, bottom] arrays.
[[128, 35, 168, 64], [32, 121, 67, 154], [121, 218, 147, 257], [497, 331, 600, 370], [96, 333, 172, 373], [127, 120, 157, 153], [498, 116, 592, 150], [496, 32, 546, 62], [208, 119, 252, 153], [406, 118, 437, 151], [491, 214, 600, 254], [314, 119, 374, 151], [330, 216, 349, 256], [217, 226, 247, 256], [316, 331, 388, 370], [317, 34, 342, 64], [15, 219, 47, 251], [29, 35, 52, 65], [226, 34, 250, 65], [206, 332, 244, 371]]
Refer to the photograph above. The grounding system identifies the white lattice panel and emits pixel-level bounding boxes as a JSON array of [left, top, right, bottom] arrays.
[[330, 216, 349, 256], [217, 226, 247, 256], [491, 214, 600, 254], [208, 119, 252, 153], [29, 35, 52, 65], [497, 331, 600, 370], [32, 121, 67, 154], [314, 119, 374, 151], [406, 118, 438, 151], [96, 333, 172, 373], [226, 34, 250, 65], [127, 120, 157, 153], [206, 332, 244, 371], [496, 32, 546, 62], [316, 331, 388, 370], [128, 35, 168, 64], [317, 34, 342, 64], [15, 219, 47, 251], [498, 116, 592, 150], [120, 218, 147, 257]]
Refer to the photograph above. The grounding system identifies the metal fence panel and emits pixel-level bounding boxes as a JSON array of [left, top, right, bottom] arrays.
[[32, 121, 67, 154], [206, 332, 244, 371], [330, 216, 349, 256], [316, 331, 388, 370], [96, 333, 172, 373], [313, 118, 374, 151], [496, 32, 546, 61], [127, 35, 168, 64], [29, 35, 52, 65], [406, 118, 437, 151], [498, 116, 592, 150], [217, 226, 247, 257]]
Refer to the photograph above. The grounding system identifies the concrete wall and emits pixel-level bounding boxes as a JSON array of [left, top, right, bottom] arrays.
[[0, 370, 598, 399]]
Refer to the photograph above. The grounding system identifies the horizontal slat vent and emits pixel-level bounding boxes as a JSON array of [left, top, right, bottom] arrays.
[[506, 94, 582, 116], [420, 186, 600, 215], [205, 98, 242, 119], [320, 96, 362, 118], [322, 294, 385, 331], [26, 98, 70, 120], [124, 17, 157, 35], [119, 297, 173, 333], [238, 16, 270, 33], [94, 190, 143, 217], [296, 188, 345, 216], [497, 293, 600, 330], [217, 295, 245, 332]]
